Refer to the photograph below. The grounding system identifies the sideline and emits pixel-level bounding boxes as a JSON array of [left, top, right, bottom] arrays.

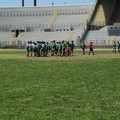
[[0, 48, 113, 51]]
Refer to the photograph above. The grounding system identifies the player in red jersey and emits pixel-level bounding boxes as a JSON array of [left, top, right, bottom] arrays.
[[89, 42, 95, 55]]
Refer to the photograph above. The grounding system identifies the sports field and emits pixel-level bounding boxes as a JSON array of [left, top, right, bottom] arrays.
[[0, 49, 120, 120]]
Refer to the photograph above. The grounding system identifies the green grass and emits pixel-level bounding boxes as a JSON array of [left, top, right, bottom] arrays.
[[0, 49, 120, 120]]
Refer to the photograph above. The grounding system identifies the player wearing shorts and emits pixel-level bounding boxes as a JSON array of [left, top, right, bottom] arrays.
[[29, 41, 34, 57], [58, 42, 62, 56], [117, 41, 120, 53], [62, 41, 66, 56], [81, 42, 87, 55], [89, 42, 95, 55], [51, 40, 56, 56], [70, 41, 75, 56], [113, 41, 117, 53], [66, 41, 70, 56], [33, 42, 37, 57], [26, 41, 30, 57], [55, 42, 59, 56]]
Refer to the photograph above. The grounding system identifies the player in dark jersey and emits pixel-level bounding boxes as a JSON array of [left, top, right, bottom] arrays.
[[66, 41, 70, 56], [113, 41, 117, 53], [61, 41, 66, 56], [70, 41, 75, 56], [51, 40, 56, 56], [26, 41, 30, 57], [81, 41, 87, 55], [117, 41, 120, 53]]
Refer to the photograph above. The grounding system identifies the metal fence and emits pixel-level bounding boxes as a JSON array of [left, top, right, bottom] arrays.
[[0, 40, 26, 48], [84, 40, 112, 46], [0, 40, 114, 49]]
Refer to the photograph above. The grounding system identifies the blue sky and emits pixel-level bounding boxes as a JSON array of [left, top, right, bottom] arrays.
[[0, 0, 95, 7]]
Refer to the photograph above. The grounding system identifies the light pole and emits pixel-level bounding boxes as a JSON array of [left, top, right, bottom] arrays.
[[34, 0, 37, 6], [22, 0, 24, 7]]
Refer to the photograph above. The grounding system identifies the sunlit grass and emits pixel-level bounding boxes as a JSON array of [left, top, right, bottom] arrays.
[[0, 49, 120, 120]]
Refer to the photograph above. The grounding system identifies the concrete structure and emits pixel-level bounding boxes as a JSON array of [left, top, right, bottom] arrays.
[[81, 0, 120, 46], [0, 0, 120, 48], [0, 4, 93, 47]]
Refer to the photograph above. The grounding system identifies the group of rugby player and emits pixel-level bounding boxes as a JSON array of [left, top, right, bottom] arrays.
[[26, 40, 75, 57]]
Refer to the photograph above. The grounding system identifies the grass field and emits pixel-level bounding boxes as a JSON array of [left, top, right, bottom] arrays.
[[0, 49, 120, 120]]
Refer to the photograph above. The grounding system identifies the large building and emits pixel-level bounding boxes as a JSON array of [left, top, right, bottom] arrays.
[[0, 0, 120, 47], [82, 0, 120, 46]]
